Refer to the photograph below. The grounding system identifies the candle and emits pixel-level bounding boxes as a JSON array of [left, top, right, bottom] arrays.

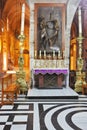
[[62, 50, 64, 58], [58, 50, 61, 57], [53, 50, 55, 57], [7, 18, 9, 31], [44, 50, 46, 58], [39, 50, 41, 58], [20, 48, 23, 54], [78, 6, 82, 35], [20, 3, 25, 35], [34, 50, 37, 58]]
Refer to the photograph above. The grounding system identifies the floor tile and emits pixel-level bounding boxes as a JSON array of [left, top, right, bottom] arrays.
[[17, 105, 29, 110], [11, 124, 26, 130], [13, 115, 28, 122], [6, 122, 13, 125], [0, 115, 9, 122], [1, 105, 13, 110], [0, 125, 5, 130]]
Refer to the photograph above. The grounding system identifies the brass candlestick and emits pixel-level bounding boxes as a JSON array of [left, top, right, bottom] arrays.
[[74, 34, 85, 92], [16, 34, 28, 94], [74, 6, 86, 93]]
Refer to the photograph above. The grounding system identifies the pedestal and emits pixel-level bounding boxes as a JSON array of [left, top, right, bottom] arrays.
[[75, 71, 83, 92], [16, 70, 28, 94]]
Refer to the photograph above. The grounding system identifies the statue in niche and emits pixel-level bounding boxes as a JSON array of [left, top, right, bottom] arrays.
[[38, 14, 59, 50]]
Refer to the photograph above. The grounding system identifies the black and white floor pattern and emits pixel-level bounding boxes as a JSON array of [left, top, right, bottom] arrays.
[[38, 102, 87, 130], [0, 95, 87, 130], [0, 103, 33, 130]]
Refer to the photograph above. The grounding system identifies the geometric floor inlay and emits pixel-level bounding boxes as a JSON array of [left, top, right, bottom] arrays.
[[38, 103, 87, 130], [0, 103, 33, 130], [0, 100, 87, 130]]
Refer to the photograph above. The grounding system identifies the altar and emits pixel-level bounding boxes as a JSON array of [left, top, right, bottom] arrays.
[[32, 68, 68, 89]]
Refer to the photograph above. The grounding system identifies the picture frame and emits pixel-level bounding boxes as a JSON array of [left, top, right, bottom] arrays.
[[34, 3, 65, 59]]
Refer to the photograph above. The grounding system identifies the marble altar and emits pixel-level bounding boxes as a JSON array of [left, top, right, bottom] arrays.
[[32, 68, 68, 88]]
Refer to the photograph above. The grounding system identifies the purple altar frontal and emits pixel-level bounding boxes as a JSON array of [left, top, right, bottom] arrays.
[[33, 69, 68, 75]]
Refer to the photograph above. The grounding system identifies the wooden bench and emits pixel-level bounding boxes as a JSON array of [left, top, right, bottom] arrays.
[[1, 74, 19, 105]]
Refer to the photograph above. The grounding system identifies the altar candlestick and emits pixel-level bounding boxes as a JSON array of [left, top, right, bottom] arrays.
[[78, 6, 82, 35], [20, 3, 25, 35]]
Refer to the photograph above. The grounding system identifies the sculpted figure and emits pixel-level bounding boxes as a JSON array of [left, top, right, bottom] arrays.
[[38, 15, 59, 50]]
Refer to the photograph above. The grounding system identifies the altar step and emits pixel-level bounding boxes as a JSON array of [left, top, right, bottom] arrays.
[[27, 87, 79, 99]]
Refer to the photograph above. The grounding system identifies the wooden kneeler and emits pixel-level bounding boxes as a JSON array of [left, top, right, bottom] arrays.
[[2, 83, 19, 105], [1, 74, 19, 105]]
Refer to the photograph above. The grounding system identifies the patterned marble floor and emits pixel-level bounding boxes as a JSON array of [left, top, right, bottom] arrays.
[[0, 94, 87, 130]]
